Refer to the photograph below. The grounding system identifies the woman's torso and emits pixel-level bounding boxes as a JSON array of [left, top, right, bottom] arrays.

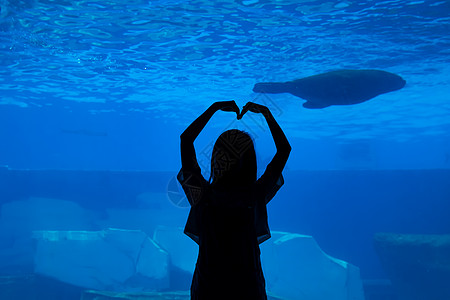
[[192, 186, 267, 299]]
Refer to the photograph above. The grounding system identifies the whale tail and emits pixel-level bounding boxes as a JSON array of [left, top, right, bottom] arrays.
[[253, 82, 287, 94]]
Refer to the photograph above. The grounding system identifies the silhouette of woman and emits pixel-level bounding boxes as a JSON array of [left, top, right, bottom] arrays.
[[178, 101, 291, 300]]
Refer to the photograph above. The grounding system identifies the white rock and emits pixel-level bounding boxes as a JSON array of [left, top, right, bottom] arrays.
[[33, 228, 169, 292], [0, 197, 94, 274], [152, 226, 198, 274], [261, 231, 365, 300], [103, 228, 147, 262], [0, 230, 34, 274], [150, 227, 364, 300], [136, 237, 170, 284], [31, 226, 365, 297]]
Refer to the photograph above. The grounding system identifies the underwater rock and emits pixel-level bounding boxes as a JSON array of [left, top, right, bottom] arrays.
[[152, 226, 198, 274], [81, 290, 190, 300], [150, 227, 364, 299], [0, 197, 94, 275], [33, 228, 169, 292], [81, 290, 284, 300], [32, 227, 365, 298], [260, 231, 365, 300], [152, 226, 198, 290], [0, 227, 34, 275], [0, 274, 84, 300], [374, 233, 450, 300]]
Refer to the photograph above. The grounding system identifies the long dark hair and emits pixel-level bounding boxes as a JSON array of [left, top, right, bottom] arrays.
[[210, 129, 257, 188]]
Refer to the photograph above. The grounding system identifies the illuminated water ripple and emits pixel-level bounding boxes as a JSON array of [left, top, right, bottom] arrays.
[[0, 0, 449, 140]]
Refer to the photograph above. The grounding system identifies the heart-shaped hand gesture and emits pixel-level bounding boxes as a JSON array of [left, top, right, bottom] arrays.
[[214, 101, 269, 120], [237, 102, 269, 120], [215, 100, 240, 117]]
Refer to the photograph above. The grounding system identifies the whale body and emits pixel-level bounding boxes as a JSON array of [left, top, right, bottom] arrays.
[[253, 69, 406, 109]]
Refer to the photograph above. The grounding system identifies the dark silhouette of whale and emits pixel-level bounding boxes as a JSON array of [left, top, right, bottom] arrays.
[[253, 69, 406, 109]]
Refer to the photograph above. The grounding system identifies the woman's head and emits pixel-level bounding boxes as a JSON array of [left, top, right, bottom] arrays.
[[210, 129, 256, 188]]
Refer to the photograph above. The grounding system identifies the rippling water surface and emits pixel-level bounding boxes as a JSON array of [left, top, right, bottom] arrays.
[[1, 0, 449, 141]]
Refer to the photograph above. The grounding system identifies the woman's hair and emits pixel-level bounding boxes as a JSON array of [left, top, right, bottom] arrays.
[[210, 129, 257, 187]]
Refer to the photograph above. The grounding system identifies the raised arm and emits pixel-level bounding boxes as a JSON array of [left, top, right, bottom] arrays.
[[180, 101, 240, 172], [240, 102, 291, 178]]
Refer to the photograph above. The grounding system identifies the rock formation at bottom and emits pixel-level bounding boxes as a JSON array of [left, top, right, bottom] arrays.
[[374, 233, 450, 300]]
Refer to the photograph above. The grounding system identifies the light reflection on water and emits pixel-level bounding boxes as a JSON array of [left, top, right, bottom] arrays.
[[0, 0, 449, 141]]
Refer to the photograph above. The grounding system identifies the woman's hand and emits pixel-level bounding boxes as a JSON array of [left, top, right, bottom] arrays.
[[213, 101, 240, 117], [238, 102, 270, 119]]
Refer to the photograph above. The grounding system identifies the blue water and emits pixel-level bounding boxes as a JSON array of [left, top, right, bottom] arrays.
[[1, 0, 450, 170], [1, 0, 450, 299]]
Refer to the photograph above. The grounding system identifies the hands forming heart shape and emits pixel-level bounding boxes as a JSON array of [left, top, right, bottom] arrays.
[[216, 101, 269, 120]]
